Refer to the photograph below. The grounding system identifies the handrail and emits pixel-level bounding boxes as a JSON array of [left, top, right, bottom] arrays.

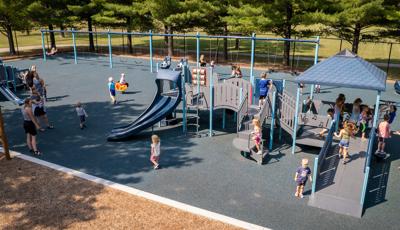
[[237, 93, 249, 133], [360, 127, 377, 206]]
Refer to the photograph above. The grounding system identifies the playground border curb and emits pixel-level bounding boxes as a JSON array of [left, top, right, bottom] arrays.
[[6, 150, 270, 230]]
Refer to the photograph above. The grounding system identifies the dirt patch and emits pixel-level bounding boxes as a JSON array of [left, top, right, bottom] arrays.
[[0, 155, 240, 230]]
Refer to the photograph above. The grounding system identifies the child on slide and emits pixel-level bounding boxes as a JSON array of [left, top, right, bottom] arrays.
[[150, 135, 161, 170], [251, 119, 262, 155]]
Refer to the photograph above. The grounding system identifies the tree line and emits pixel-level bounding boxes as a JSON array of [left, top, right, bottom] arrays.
[[1, 0, 399, 65]]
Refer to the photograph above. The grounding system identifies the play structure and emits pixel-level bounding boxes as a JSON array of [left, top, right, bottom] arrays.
[[107, 69, 182, 141], [0, 64, 26, 106], [294, 50, 387, 218]]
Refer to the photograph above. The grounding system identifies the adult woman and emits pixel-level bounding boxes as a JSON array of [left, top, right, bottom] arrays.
[[22, 98, 41, 155]]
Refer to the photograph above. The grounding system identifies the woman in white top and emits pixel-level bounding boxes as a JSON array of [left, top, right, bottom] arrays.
[[150, 134, 161, 169]]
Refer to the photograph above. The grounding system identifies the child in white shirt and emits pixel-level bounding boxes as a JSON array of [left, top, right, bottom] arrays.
[[75, 101, 88, 129]]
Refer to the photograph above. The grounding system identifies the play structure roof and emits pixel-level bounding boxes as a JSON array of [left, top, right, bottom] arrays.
[[295, 49, 387, 91], [156, 69, 181, 82]]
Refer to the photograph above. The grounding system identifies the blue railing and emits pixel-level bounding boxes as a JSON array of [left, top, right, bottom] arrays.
[[360, 127, 377, 206], [311, 120, 336, 194]]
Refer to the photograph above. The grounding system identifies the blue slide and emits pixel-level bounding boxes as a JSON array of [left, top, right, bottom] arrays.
[[107, 70, 182, 141], [0, 84, 23, 106]]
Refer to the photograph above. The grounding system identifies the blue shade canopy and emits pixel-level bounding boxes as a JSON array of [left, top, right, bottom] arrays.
[[156, 69, 181, 82], [295, 50, 387, 91]]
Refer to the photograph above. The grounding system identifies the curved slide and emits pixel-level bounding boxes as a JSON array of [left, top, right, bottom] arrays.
[[107, 70, 182, 141], [0, 85, 23, 106]]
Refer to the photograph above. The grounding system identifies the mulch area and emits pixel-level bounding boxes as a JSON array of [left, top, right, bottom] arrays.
[[0, 155, 239, 230]]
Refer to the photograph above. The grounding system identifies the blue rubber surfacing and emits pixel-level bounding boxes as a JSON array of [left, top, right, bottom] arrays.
[[1, 54, 400, 230]]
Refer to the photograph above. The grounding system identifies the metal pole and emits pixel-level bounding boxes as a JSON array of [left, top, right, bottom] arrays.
[[292, 87, 301, 154], [72, 28, 77, 64], [14, 30, 19, 56], [156, 62, 159, 72], [310, 36, 320, 99], [196, 32, 200, 94], [360, 166, 370, 205], [311, 157, 319, 194], [182, 64, 187, 134], [41, 30, 46, 62], [269, 91, 276, 151], [107, 29, 113, 68], [11, 66, 16, 92], [279, 79, 286, 142], [339, 39, 343, 52], [250, 33, 256, 105], [209, 67, 214, 137], [222, 109, 226, 129], [149, 30, 153, 72], [386, 43, 393, 74], [372, 91, 381, 128]]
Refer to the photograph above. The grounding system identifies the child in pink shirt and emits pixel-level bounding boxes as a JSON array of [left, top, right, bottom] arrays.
[[377, 114, 391, 153]]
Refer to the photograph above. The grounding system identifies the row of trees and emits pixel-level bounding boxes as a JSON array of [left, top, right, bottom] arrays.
[[1, 0, 399, 65]]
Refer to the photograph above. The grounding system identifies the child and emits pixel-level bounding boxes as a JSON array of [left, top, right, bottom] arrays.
[[210, 60, 215, 68], [199, 54, 207, 67], [294, 158, 312, 198], [258, 72, 272, 110], [314, 84, 321, 94], [75, 102, 88, 129], [350, 98, 363, 123], [31, 91, 53, 131], [388, 105, 396, 124], [299, 83, 304, 94], [334, 121, 356, 164], [119, 73, 129, 87], [108, 77, 117, 105], [377, 114, 391, 153], [359, 106, 372, 140], [251, 119, 262, 155], [318, 108, 335, 136], [150, 135, 161, 169]]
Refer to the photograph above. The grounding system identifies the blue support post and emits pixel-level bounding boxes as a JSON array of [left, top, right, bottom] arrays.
[[196, 32, 200, 94], [310, 36, 320, 99], [360, 166, 370, 205], [72, 29, 77, 64], [311, 157, 319, 194], [372, 91, 381, 128], [11, 66, 16, 92], [292, 87, 301, 154], [107, 29, 113, 69], [250, 33, 256, 104], [279, 79, 286, 142], [149, 30, 153, 73], [269, 91, 276, 151], [182, 64, 187, 134], [209, 67, 214, 137], [41, 30, 46, 62], [222, 109, 226, 129]]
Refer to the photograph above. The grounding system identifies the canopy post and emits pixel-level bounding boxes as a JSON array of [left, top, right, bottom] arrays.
[[149, 30, 153, 73], [269, 91, 276, 151], [182, 64, 187, 134], [278, 79, 286, 142], [310, 36, 320, 99], [72, 28, 77, 64], [209, 66, 214, 137], [372, 91, 381, 128], [292, 86, 301, 154]]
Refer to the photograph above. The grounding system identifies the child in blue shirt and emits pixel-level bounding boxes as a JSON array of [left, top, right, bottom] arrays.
[[258, 72, 272, 110], [108, 77, 116, 105], [294, 158, 312, 198]]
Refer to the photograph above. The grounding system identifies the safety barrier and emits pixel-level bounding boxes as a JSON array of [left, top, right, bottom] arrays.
[[311, 120, 336, 194], [236, 94, 249, 133], [277, 89, 297, 135]]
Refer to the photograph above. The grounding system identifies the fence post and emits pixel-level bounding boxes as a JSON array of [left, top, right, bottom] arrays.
[[310, 36, 320, 99], [72, 28, 77, 64], [41, 30, 46, 62], [311, 157, 319, 194], [269, 91, 276, 151], [149, 30, 153, 73], [292, 86, 301, 154], [209, 66, 214, 137], [250, 33, 256, 105], [386, 43, 393, 74], [107, 29, 113, 69]]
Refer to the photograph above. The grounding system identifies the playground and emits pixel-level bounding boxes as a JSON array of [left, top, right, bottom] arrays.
[[1, 47, 400, 229]]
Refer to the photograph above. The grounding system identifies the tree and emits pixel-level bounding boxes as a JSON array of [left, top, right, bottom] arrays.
[[225, 0, 320, 65], [380, 0, 400, 41], [27, 0, 70, 49], [93, 0, 153, 53], [315, 0, 390, 53], [0, 0, 32, 55], [68, 0, 104, 52]]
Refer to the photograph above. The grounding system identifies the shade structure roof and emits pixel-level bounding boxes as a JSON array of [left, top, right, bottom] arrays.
[[295, 49, 387, 91]]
